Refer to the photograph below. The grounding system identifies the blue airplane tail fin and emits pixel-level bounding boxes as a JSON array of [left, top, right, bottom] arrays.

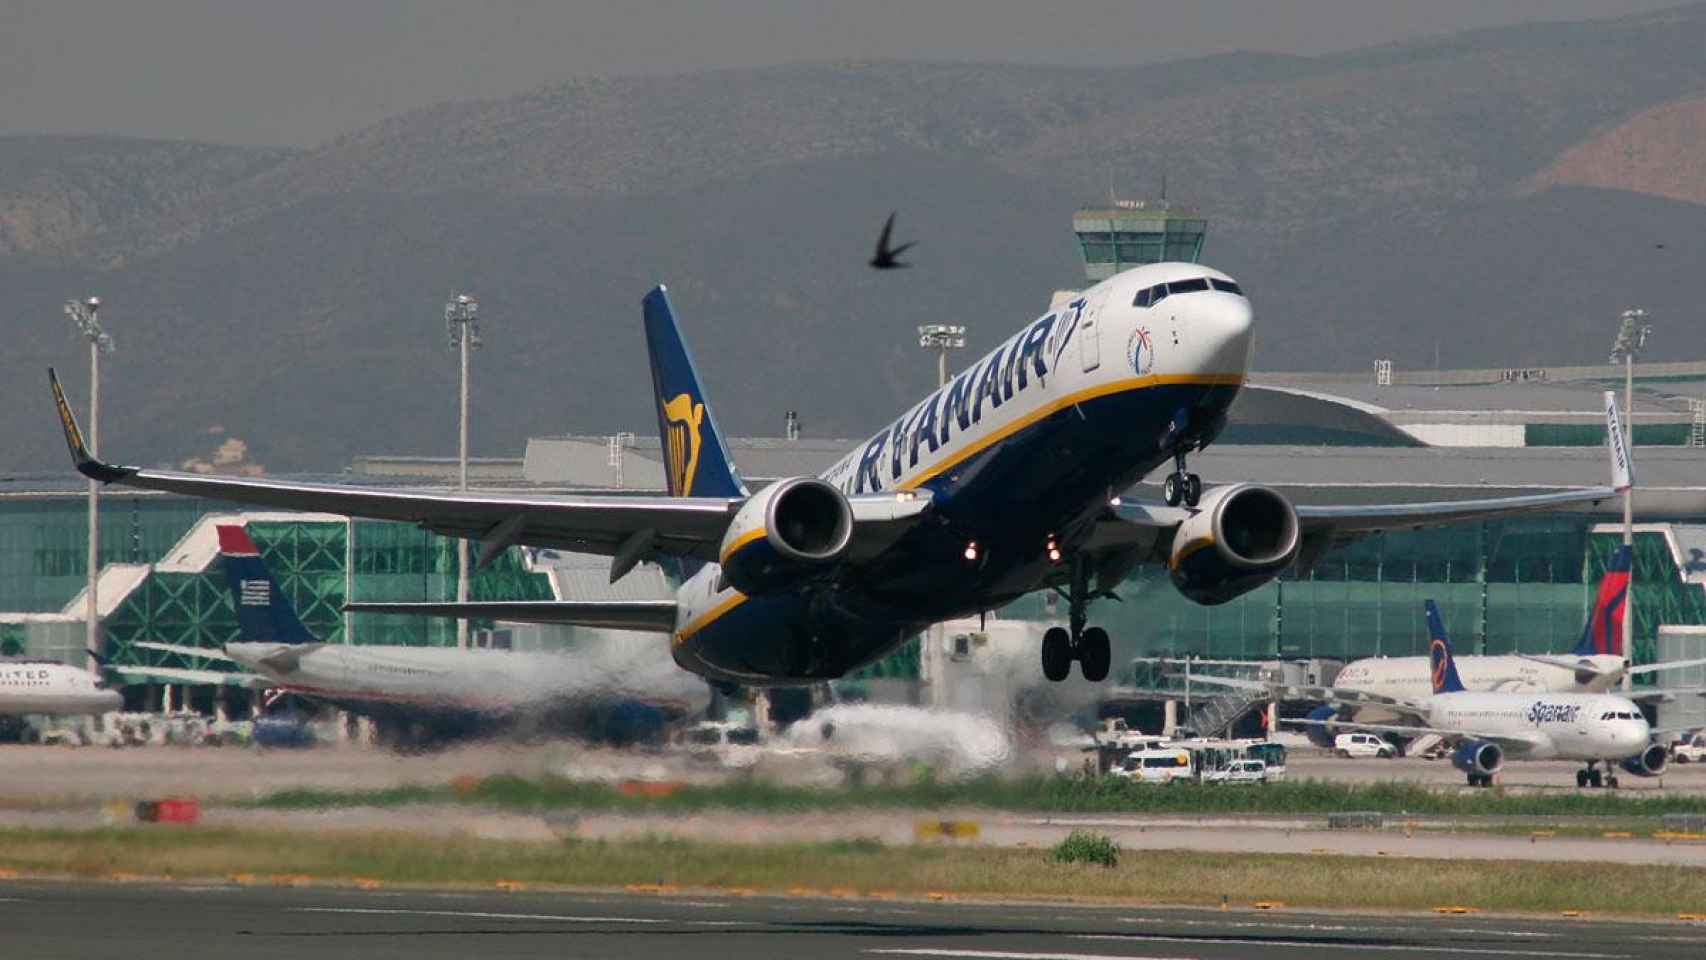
[[642, 286, 747, 499], [1572, 545, 1632, 657], [217, 525, 317, 645], [1425, 599, 1467, 695]]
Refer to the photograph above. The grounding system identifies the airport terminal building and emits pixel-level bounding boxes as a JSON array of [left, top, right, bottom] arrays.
[[5, 202, 1706, 730]]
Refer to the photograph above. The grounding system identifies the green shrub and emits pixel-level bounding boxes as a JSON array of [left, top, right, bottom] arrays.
[[1051, 830, 1119, 867]]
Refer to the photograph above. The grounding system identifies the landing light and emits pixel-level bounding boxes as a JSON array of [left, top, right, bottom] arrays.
[[1046, 535, 1062, 563], [1109, 496, 1122, 507], [963, 541, 979, 562]]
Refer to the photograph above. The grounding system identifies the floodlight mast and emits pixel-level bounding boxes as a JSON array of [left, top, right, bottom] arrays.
[[64, 297, 112, 675], [446, 294, 481, 650], [1609, 308, 1651, 688], [917, 323, 967, 390]]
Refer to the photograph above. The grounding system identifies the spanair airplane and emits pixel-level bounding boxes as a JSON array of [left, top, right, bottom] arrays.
[[49, 263, 1625, 687], [0, 659, 122, 716], [134, 524, 709, 746], [1196, 545, 1706, 711], [1291, 600, 1669, 789]]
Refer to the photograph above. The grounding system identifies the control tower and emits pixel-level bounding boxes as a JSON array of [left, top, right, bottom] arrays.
[[1072, 200, 1206, 283]]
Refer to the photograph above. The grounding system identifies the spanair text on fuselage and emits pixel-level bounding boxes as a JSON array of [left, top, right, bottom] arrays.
[[670, 263, 1255, 684]]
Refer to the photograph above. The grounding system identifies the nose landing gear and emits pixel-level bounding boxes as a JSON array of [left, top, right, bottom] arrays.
[[1576, 761, 1618, 789], [1039, 555, 1115, 682], [1163, 451, 1202, 507]]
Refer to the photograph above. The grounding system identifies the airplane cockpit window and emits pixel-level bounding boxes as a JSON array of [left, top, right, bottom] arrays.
[[1209, 278, 1244, 295], [1168, 277, 1210, 294], [1135, 283, 1170, 307]]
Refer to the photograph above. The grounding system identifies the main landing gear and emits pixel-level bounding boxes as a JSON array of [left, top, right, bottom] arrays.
[[1162, 451, 1202, 508], [1041, 555, 1114, 683], [1576, 761, 1619, 790]]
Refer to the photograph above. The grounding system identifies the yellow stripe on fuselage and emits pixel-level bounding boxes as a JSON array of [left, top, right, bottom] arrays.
[[674, 591, 748, 646], [897, 372, 1243, 491], [681, 373, 1243, 649], [717, 527, 767, 565]]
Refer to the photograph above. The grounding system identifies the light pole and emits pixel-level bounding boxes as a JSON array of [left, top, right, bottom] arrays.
[[917, 323, 966, 390], [445, 294, 481, 650], [1610, 308, 1651, 688], [64, 297, 113, 674]]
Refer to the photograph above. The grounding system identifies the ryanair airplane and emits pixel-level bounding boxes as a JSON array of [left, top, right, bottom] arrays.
[[49, 262, 1624, 687]]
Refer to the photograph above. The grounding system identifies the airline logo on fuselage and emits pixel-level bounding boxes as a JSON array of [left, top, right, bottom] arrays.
[[1127, 327, 1154, 376], [1527, 702, 1583, 726], [853, 310, 1060, 493], [662, 393, 705, 496]]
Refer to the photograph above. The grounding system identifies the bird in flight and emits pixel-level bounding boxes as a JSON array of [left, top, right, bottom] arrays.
[[869, 212, 915, 269]]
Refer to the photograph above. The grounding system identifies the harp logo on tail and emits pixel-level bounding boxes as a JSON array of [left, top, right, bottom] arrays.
[[662, 393, 705, 496]]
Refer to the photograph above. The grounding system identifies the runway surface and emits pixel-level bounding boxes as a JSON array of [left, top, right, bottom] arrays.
[[2, 880, 1701, 960]]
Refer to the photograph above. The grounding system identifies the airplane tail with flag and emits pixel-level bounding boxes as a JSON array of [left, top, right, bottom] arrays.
[[1425, 599, 1467, 695], [216, 525, 318, 645], [1573, 545, 1631, 657], [642, 286, 747, 499]]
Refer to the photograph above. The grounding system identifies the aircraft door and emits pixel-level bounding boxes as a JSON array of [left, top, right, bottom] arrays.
[[1079, 291, 1104, 373]]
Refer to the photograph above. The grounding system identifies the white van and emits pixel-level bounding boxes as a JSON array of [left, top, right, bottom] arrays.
[[1203, 758, 1268, 785], [1671, 733, 1706, 764], [1112, 748, 1197, 784], [1333, 732, 1397, 759]]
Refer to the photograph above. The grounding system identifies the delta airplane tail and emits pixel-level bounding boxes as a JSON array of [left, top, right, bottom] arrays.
[[642, 286, 747, 499], [216, 525, 317, 645], [1571, 545, 1631, 657], [1424, 599, 1467, 695]]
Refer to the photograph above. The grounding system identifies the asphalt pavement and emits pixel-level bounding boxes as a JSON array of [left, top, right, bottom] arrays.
[[2, 879, 1701, 960]]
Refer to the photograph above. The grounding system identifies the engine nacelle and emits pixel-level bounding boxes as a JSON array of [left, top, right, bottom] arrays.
[[1303, 704, 1338, 749], [718, 477, 853, 595], [1450, 739, 1504, 778], [1169, 483, 1301, 605], [1620, 743, 1669, 778]]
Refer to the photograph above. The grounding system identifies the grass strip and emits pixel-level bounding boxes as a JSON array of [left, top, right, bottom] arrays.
[[243, 774, 1706, 818], [1, 827, 1703, 917]]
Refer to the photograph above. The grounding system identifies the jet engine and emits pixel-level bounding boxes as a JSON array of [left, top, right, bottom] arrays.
[[1619, 743, 1669, 778], [1303, 704, 1339, 749], [1450, 739, 1504, 778], [718, 477, 853, 595], [1168, 483, 1301, 605]]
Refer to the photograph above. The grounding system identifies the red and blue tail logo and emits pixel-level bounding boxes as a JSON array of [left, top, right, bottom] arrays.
[[1425, 599, 1466, 695], [1573, 545, 1631, 657], [216, 525, 317, 646]]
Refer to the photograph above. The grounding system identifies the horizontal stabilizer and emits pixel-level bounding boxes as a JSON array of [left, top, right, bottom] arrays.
[[343, 600, 679, 633]]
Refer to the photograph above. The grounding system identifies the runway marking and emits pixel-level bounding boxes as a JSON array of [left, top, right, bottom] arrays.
[[868, 950, 1185, 960], [1117, 916, 1560, 938], [290, 907, 744, 927], [1077, 934, 1629, 958]]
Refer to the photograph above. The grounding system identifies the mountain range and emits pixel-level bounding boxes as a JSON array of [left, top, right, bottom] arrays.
[[4, 3, 1706, 473]]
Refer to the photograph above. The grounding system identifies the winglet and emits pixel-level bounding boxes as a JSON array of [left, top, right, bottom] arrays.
[[1425, 599, 1467, 695], [1604, 390, 1634, 493], [48, 368, 135, 484]]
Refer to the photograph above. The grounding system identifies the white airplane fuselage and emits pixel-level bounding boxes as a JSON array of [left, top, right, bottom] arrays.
[[1418, 690, 1649, 762], [225, 640, 709, 718], [1335, 653, 1630, 702], [0, 661, 122, 715], [670, 262, 1255, 683]]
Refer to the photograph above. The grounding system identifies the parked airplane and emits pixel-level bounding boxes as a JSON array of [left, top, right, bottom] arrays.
[[0, 658, 122, 716], [136, 524, 709, 747], [1290, 600, 1669, 788], [50, 263, 1623, 687], [1195, 545, 1706, 712]]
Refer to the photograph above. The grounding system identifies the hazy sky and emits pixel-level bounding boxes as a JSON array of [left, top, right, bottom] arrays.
[[0, 1, 1689, 146]]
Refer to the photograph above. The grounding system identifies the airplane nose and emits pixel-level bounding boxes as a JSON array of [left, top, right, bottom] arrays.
[[1198, 296, 1255, 375]]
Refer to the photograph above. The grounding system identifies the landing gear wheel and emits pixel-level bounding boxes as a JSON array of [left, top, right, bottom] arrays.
[[1041, 626, 1072, 683], [1589, 769, 1604, 789], [1079, 626, 1111, 682], [1577, 769, 1590, 788], [1606, 774, 1620, 790], [1184, 474, 1202, 507], [1163, 474, 1183, 507]]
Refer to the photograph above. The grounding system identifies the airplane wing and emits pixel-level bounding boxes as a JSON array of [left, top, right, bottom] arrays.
[[132, 640, 237, 663], [1627, 687, 1706, 703], [110, 664, 257, 686], [1174, 673, 1427, 713], [1287, 717, 1547, 757], [1630, 657, 1706, 677], [49, 369, 928, 569], [343, 599, 680, 631]]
